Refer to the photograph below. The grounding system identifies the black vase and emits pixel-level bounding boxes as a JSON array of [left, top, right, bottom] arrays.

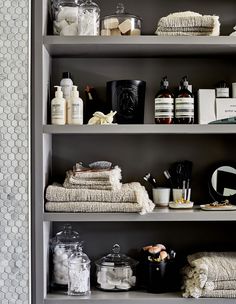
[[107, 80, 146, 124]]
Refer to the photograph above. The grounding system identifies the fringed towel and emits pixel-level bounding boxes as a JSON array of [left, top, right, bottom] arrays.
[[45, 182, 155, 215], [155, 11, 220, 36], [182, 252, 236, 298]]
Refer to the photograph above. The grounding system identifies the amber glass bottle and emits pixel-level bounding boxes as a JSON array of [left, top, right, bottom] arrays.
[[155, 77, 174, 124], [175, 76, 194, 124]]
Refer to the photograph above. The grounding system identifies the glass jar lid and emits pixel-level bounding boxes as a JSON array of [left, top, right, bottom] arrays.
[[69, 246, 90, 264], [95, 244, 138, 268], [52, 224, 80, 245], [103, 3, 141, 20], [79, 0, 100, 11]]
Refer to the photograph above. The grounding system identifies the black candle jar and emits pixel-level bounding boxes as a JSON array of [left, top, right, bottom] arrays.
[[107, 80, 146, 124]]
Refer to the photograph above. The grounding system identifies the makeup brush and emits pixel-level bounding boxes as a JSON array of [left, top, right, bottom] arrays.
[[143, 173, 158, 188]]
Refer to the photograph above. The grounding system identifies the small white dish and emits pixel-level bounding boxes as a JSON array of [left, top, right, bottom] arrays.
[[169, 201, 194, 209], [200, 204, 236, 211]]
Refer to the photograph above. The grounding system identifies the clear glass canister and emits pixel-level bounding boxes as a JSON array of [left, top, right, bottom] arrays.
[[101, 3, 141, 36], [68, 247, 91, 296], [95, 244, 138, 291], [50, 224, 81, 289], [78, 0, 100, 35], [52, 0, 81, 36]]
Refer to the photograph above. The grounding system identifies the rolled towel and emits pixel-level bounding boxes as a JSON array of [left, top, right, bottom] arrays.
[[182, 252, 236, 298]]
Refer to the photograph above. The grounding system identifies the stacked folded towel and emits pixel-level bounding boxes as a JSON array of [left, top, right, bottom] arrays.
[[155, 11, 220, 36], [63, 165, 122, 191], [45, 163, 155, 215], [182, 252, 236, 298]]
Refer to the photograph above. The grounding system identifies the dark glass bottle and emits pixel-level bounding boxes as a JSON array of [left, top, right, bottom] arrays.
[[175, 76, 194, 124], [155, 77, 174, 124]]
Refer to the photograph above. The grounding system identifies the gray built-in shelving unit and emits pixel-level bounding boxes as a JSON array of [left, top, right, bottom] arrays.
[[33, 0, 236, 303]]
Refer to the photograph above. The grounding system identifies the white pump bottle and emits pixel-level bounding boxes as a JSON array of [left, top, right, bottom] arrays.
[[51, 86, 66, 125], [67, 85, 83, 125]]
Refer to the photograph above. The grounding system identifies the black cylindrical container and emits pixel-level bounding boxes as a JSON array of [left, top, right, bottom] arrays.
[[107, 80, 146, 124]]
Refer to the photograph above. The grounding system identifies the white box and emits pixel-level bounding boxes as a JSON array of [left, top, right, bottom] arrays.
[[216, 98, 236, 120], [198, 89, 216, 124]]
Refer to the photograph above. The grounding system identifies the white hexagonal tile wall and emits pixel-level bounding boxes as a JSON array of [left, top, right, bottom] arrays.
[[0, 0, 29, 303]]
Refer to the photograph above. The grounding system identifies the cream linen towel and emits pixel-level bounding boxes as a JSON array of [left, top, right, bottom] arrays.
[[63, 167, 122, 191], [72, 165, 121, 181], [182, 252, 236, 298], [155, 11, 220, 36]]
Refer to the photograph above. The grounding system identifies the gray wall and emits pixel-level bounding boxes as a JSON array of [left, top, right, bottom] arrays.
[[0, 0, 29, 303]]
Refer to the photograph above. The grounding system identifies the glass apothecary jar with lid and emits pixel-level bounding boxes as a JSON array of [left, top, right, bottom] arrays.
[[95, 244, 138, 291], [50, 224, 81, 290], [68, 247, 91, 296], [52, 0, 82, 36], [101, 3, 142, 36], [78, 0, 100, 35]]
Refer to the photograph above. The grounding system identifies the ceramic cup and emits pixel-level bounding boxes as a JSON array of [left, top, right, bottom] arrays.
[[152, 188, 171, 207], [172, 188, 191, 202]]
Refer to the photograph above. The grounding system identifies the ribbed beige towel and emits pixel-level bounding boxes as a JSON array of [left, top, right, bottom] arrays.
[[155, 11, 220, 36], [46, 182, 145, 203], [201, 289, 236, 298], [45, 201, 144, 213], [182, 252, 236, 298], [45, 182, 155, 215]]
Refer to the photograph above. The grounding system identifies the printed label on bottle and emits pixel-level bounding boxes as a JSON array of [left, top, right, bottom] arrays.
[[175, 104, 194, 110], [155, 98, 174, 104], [216, 88, 229, 98], [175, 98, 194, 104], [51, 104, 65, 119], [71, 104, 82, 120]]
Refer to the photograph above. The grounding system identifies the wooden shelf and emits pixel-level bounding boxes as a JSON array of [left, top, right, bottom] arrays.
[[43, 36, 236, 58], [43, 124, 236, 135], [43, 207, 236, 222], [45, 291, 236, 303]]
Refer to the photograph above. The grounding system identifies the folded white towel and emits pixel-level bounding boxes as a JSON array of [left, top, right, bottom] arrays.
[[182, 252, 236, 298]]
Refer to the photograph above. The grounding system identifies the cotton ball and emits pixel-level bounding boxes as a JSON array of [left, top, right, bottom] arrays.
[[60, 23, 78, 36], [100, 283, 115, 290], [57, 7, 78, 23], [116, 282, 131, 290]]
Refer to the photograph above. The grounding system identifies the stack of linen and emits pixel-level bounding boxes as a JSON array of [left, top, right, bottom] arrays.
[[45, 163, 155, 215], [182, 252, 236, 298], [155, 11, 220, 36]]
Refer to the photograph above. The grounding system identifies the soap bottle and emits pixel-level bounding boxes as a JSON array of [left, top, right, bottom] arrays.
[[67, 85, 83, 125], [175, 76, 194, 124], [155, 76, 174, 124], [51, 86, 66, 125], [60, 72, 73, 101]]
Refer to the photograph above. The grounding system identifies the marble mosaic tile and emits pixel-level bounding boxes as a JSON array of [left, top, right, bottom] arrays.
[[0, 0, 29, 303]]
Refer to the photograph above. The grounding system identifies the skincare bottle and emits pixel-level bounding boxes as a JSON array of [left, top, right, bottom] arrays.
[[216, 80, 229, 98], [51, 86, 66, 125], [155, 76, 174, 124], [60, 72, 73, 100], [175, 76, 194, 124], [67, 85, 83, 125]]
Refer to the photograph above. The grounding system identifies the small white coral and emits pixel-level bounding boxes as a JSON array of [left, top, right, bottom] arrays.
[[88, 111, 117, 125]]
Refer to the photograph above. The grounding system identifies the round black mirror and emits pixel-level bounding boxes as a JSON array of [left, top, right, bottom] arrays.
[[209, 162, 236, 204]]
